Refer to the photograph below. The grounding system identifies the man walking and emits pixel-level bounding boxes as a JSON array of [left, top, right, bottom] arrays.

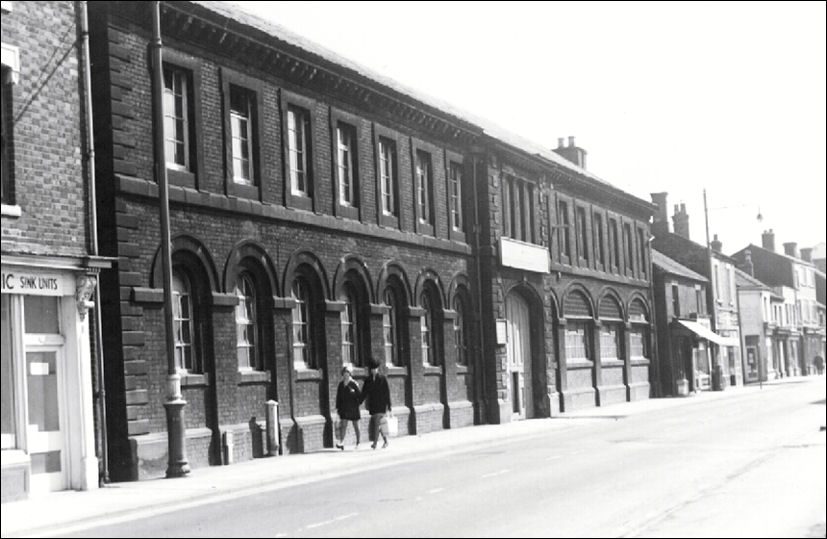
[[361, 358, 392, 449]]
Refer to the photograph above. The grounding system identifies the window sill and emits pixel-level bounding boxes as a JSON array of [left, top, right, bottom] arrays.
[[1, 204, 21, 218], [566, 359, 593, 369], [238, 370, 271, 384], [1, 449, 30, 466], [423, 365, 442, 376], [385, 365, 407, 377], [456, 364, 469, 374], [295, 368, 323, 381], [336, 204, 359, 221], [600, 358, 625, 367], [168, 168, 196, 189], [181, 372, 209, 387], [289, 194, 313, 212], [631, 358, 651, 366]]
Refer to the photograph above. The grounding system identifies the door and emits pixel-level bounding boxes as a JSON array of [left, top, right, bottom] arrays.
[[25, 344, 66, 493], [506, 293, 532, 420]]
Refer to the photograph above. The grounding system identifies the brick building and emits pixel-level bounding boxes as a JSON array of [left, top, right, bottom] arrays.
[[475, 135, 655, 421], [652, 249, 712, 396], [2, 0, 110, 500], [732, 232, 824, 377], [84, 1, 657, 480], [651, 194, 742, 389]]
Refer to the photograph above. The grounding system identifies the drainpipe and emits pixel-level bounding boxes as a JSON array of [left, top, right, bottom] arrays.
[[470, 151, 489, 423], [78, 0, 109, 485]]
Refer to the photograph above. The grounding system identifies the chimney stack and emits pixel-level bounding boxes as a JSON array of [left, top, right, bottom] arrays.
[[800, 248, 813, 263], [762, 230, 776, 252], [672, 203, 690, 240], [557, 137, 565, 149], [783, 242, 798, 258], [552, 135, 587, 169], [743, 249, 755, 276], [711, 234, 722, 253]]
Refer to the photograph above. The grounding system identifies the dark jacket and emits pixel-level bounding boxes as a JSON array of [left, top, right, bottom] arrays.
[[360, 372, 391, 414], [336, 379, 362, 421]]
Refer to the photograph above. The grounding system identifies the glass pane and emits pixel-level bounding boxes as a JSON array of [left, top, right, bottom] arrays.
[[24, 296, 60, 334], [1, 296, 15, 448], [26, 351, 59, 431], [30, 450, 61, 474]]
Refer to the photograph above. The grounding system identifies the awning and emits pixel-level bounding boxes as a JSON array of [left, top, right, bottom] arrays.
[[676, 320, 740, 347]]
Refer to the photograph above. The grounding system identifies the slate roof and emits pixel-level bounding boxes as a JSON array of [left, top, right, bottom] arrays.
[[652, 249, 708, 282], [193, 1, 645, 204], [734, 267, 771, 290]]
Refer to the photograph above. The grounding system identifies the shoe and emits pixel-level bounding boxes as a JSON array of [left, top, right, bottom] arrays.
[[382, 440, 389, 449], [371, 443, 377, 449], [336, 443, 344, 451]]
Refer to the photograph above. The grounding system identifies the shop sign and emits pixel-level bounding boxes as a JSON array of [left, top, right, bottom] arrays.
[[1, 268, 69, 296]]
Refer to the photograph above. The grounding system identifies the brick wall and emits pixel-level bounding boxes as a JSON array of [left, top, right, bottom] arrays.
[[1, 0, 87, 257]]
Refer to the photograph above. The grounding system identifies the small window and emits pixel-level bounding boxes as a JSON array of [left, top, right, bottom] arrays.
[[421, 292, 432, 365], [230, 86, 255, 185], [453, 295, 468, 366], [637, 228, 647, 277], [672, 284, 681, 318], [173, 270, 199, 373], [609, 218, 620, 271], [288, 105, 311, 196], [415, 150, 433, 227], [378, 137, 397, 217], [448, 162, 463, 231], [340, 282, 361, 367], [291, 279, 314, 369], [594, 213, 605, 267], [565, 323, 590, 361], [163, 65, 192, 172], [235, 273, 260, 371], [600, 325, 621, 360], [557, 200, 570, 258], [629, 328, 649, 358], [336, 122, 358, 208], [623, 223, 634, 272], [577, 206, 589, 263]]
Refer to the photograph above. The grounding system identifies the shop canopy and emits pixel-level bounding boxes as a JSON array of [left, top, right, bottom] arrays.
[[676, 320, 740, 347]]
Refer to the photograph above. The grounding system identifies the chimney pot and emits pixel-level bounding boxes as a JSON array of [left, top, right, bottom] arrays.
[[762, 230, 776, 252], [557, 137, 565, 149], [672, 203, 690, 240], [783, 242, 798, 258], [800, 248, 813, 263], [568, 136, 576, 148], [711, 234, 723, 253]]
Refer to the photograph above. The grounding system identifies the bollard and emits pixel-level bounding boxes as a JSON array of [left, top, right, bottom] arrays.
[[222, 430, 234, 465], [265, 400, 279, 456]]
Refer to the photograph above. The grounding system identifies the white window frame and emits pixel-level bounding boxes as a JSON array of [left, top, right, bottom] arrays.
[[172, 271, 198, 373], [336, 123, 356, 207], [288, 105, 309, 196], [235, 273, 258, 371], [163, 65, 190, 171], [448, 161, 463, 231], [230, 87, 254, 185], [415, 150, 432, 225]]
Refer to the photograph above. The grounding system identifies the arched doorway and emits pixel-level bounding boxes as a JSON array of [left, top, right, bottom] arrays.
[[505, 291, 534, 419]]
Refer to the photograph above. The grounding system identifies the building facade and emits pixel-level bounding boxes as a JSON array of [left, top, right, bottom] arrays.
[[2, 0, 110, 501], [732, 232, 824, 377], [652, 250, 711, 395], [476, 136, 655, 421], [650, 194, 741, 389], [734, 266, 777, 384]]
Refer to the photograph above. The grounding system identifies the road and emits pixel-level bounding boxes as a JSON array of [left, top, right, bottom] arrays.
[[60, 378, 826, 538]]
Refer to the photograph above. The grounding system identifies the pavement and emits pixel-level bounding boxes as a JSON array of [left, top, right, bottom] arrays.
[[1, 377, 820, 538]]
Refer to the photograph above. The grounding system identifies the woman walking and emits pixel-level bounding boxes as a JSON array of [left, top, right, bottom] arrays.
[[360, 358, 392, 449], [335, 365, 361, 450]]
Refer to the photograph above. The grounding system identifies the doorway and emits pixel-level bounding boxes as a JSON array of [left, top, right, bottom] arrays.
[[505, 293, 532, 420]]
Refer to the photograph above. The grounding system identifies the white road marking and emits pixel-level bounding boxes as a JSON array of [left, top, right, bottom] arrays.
[[305, 512, 358, 529], [481, 469, 511, 478], [428, 487, 444, 494]]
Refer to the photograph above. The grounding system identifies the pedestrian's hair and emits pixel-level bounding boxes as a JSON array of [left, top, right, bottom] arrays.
[[341, 365, 352, 376], [368, 358, 381, 370]]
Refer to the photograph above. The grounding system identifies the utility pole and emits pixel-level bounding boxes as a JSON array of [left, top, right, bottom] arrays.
[[151, 0, 189, 478]]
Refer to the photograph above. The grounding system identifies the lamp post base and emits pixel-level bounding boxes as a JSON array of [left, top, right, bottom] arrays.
[[164, 398, 190, 478]]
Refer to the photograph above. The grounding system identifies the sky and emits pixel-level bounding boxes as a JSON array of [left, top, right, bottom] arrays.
[[231, 1, 826, 255]]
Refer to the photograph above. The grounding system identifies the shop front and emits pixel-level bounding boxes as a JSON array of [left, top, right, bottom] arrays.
[[1, 257, 103, 501]]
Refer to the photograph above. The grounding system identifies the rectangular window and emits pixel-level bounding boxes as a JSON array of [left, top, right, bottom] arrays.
[[623, 223, 634, 272], [600, 326, 620, 360], [415, 150, 433, 226], [629, 329, 648, 358], [448, 161, 463, 231], [637, 228, 647, 277], [696, 287, 704, 314], [379, 137, 397, 217], [288, 105, 310, 196], [558, 200, 570, 258], [594, 213, 605, 267], [163, 65, 191, 171], [609, 218, 620, 271], [577, 206, 589, 263], [565, 324, 589, 361], [336, 122, 357, 207], [230, 86, 255, 185], [672, 284, 680, 318]]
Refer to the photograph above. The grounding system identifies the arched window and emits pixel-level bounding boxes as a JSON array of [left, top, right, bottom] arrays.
[[383, 287, 402, 366], [291, 279, 314, 369], [341, 282, 359, 367], [235, 272, 260, 370], [453, 294, 468, 366], [421, 292, 433, 366], [172, 270, 200, 373]]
